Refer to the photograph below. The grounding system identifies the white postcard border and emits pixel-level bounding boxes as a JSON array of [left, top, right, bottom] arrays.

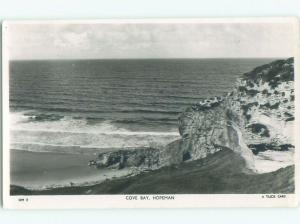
[[2, 17, 300, 209]]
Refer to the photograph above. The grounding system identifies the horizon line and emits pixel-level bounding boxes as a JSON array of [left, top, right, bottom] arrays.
[[9, 56, 289, 62]]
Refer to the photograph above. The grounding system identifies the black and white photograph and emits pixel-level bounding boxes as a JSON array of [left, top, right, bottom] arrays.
[[2, 18, 299, 208]]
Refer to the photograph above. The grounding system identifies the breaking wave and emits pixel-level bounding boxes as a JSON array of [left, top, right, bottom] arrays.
[[10, 111, 180, 153]]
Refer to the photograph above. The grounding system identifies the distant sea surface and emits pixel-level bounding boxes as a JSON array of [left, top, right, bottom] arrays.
[[10, 58, 274, 152]]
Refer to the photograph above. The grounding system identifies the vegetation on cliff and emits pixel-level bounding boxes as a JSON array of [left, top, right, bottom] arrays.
[[243, 57, 294, 88]]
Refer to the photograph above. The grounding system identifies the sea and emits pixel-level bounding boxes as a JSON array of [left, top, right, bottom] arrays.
[[9, 58, 275, 188]]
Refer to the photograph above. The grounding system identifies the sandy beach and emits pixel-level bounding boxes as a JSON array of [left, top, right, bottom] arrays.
[[10, 149, 132, 190]]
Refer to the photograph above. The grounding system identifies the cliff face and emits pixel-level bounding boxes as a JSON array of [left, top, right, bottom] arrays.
[[96, 58, 295, 174], [179, 57, 294, 173]]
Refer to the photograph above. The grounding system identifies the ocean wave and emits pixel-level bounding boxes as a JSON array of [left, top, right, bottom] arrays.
[[11, 131, 180, 152], [113, 117, 178, 125], [10, 105, 182, 116], [10, 111, 180, 151], [10, 111, 179, 134]]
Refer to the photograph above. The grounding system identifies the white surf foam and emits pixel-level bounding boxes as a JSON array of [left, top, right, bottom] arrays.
[[10, 111, 180, 152]]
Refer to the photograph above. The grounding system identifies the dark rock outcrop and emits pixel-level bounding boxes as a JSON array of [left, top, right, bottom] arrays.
[[96, 147, 160, 170], [95, 140, 186, 170]]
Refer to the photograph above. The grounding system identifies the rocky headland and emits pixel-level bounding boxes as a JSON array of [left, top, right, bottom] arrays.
[[93, 57, 295, 174]]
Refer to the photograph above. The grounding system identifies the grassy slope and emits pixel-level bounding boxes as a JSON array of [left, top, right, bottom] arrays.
[[11, 149, 294, 195]]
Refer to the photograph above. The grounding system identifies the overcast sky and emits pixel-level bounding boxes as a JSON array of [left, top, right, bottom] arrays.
[[5, 21, 298, 60]]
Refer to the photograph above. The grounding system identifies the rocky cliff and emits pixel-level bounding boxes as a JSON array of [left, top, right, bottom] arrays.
[[95, 58, 295, 174], [179, 57, 294, 173]]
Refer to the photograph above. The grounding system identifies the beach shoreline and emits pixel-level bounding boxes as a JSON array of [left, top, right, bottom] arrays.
[[10, 149, 137, 190]]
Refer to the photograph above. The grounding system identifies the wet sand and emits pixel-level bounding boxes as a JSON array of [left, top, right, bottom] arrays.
[[10, 149, 132, 189]]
